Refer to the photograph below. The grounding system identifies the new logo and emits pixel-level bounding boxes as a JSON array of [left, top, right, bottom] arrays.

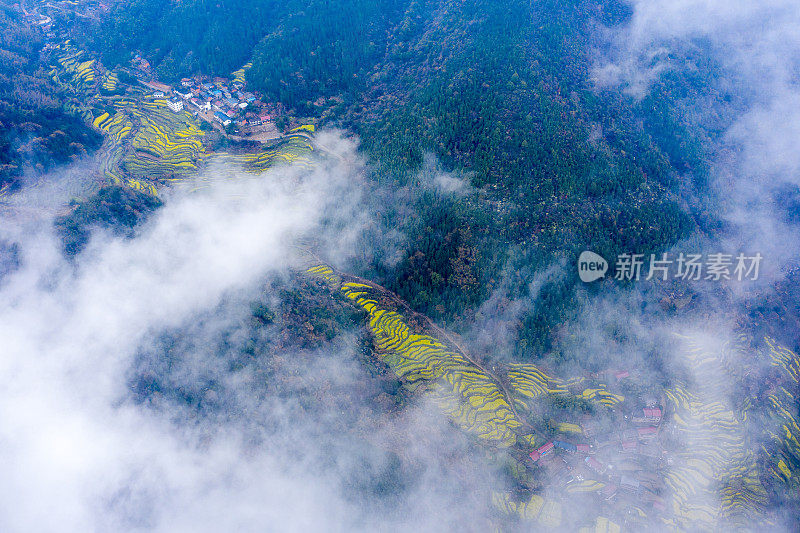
[[578, 251, 608, 282]]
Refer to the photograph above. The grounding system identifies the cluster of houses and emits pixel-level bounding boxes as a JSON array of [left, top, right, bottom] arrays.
[[132, 67, 277, 133], [26, 2, 282, 137], [173, 76, 273, 129], [21, 9, 52, 31], [527, 391, 670, 522], [132, 55, 151, 73]]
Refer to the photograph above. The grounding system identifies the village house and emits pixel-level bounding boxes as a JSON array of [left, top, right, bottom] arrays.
[[214, 111, 232, 126], [585, 456, 606, 474], [637, 426, 658, 441], [554, 441, 577, 454], [643, 407, 662, 423], [167, 99, 184, 113], [529, 441, 555, 463], [576, 443, 593, 454]]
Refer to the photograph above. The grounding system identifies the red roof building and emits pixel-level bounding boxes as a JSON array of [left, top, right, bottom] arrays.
[[537, 442, 555, 456], [637, 426, 658, 439], [576, 443, 592, 454], [643, 407, 662, 420], [585, 456, 606, 473]]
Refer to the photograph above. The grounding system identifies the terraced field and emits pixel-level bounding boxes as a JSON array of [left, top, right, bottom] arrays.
[[44, 42, 314, 198], [122, 97, 206, 178], [214, 126, 315, 172], [306, 262, 800, 530], [763, 338, 800, 505], [657, 335, 772, 530], [307, 266, 626, 449], [232, 62, 252, 86], [51, 43, 96, 93], [508, 363, 624, 411], [492, 492, 564, 528], [306, 264, 630, 527], [24, 38, 800, 533], [101, 71, 118, 92]]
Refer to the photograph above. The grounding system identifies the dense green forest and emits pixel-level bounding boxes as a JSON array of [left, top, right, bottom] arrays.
[[55, 185, 162, 256], [0, 6, 101, 190], [83, 0, 286, 80], [75, 0, 708, 356]]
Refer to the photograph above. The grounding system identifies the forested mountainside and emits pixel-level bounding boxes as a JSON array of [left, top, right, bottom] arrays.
[[3, 1, 800, 530], [76, 0, 706, 355], [0, 6, 101, 190]]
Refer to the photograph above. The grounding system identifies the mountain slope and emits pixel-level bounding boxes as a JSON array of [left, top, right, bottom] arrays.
[[78, 0, 696, 354]]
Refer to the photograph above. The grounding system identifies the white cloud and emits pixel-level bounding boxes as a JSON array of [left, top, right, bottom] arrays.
[[0, 156, 338, 531], [594, 0, 800, 282], [0, 136, 502, 531]]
